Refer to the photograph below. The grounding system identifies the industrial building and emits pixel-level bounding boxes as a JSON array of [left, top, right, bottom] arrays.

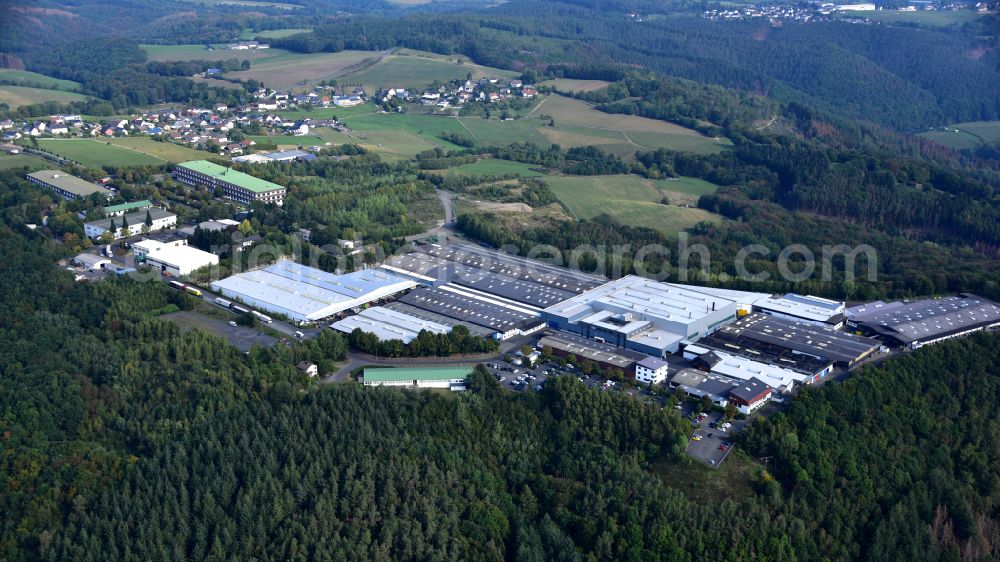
[[27, 170, 110, 200], [667, 283, 771, 315], [407, 243, 607, 295], [211, 261, 416, 323], [330, 306, 451, 343], [361, 366, 473, 390], [133, 239, 219, 277], [537, 332, 648, 376], [174, 160, 286, 206], [542, 275, 740, 357], [701, 312, 879, 369], [83, 209, 176, 240], [72, 253, 111, 271], [691, 349, 808, 393], [846, 294, 1000, 349], [397, 285, 544, 339], [728, 378, 772, 414], [754, 293, 846, 328], [669, 369, 735, 407], [380, 301, 496, 339], [365, 242, 607, 340]]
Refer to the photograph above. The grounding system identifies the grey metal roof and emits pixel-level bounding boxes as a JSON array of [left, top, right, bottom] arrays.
[[729, 378, 771, 402], [712, 313, 879, 364], [416, 242, 606, 294], [397, 285, 537, 333], [381, 301, 495, 338], [29, 170, 106, 198], [850, 294, 1000, 344], [84, 208, 174, 230]]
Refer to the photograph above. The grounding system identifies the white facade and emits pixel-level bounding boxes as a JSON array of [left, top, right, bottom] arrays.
[[708, 351, 808, 393], [84, 209, 176, 240], [635, 356, 670, 384], [134, 239, 219, 277]]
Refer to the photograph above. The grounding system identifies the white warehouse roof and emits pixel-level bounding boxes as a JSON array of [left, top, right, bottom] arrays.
[[211, 261, 416, 322], [755, 293, 845, 323], [708, 350, 809, 392], [544, 275, 738, 337], [330, 306, 451, 343]]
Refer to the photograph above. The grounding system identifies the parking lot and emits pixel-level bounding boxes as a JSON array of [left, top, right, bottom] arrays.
[[683, 409, 747, 468], [163, 310, 277, 352]]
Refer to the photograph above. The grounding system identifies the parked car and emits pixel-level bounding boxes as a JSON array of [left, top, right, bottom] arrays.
[[228, 321, 237, 327]]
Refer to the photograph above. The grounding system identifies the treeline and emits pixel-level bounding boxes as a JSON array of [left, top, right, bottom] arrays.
[[456, 197, 1000, 302], [346, 324, 499, 357], [311, 1, 999, 129], [741, 332, 1000, 561], [6, 159, 1000, 560], [10, 38, 251, 110], [574, 74, 779, 136], [632, 133, 1000, 248]]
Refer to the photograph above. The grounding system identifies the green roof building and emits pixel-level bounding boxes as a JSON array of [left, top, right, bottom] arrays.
[[103, 199, 153, 217], [174, 160, 286, 206], [362, 366, 473, 390]]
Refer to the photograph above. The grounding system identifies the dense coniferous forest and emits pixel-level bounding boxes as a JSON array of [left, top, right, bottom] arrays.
[[2, 195, 1000, 560], [2, 1, 1000, 560]]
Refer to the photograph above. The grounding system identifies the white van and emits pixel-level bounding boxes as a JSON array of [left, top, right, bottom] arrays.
[[294, 331, 305, 339]]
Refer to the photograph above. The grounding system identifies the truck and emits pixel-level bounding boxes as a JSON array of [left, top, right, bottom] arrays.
[[215, 297, 232, 308], [231, 305, 250, 315], [183, 286, 202, 297], [168, 280, 185, 291], [105, 245, 114, 258], [252, 310, 273, 324]]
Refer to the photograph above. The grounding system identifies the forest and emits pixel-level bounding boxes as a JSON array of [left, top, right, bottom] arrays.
[[2, 188, 1000, 560]]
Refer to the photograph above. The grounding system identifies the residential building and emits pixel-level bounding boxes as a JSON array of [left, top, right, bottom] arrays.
[[297, 361, 318, 377], [174, 160, 286, 206], [84, 209, 176, 240], [102, 199, 153, 217]]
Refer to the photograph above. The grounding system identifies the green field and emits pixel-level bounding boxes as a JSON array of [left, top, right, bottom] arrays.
[[239, 28, 311, 39], [0, 70, 80, 91], [276, 104, 377, 121], [0, 86, 88, 109], [106, 138, 217, 163], [919, 121, 1000, 150], [225, 50, 380, 89], [336, 50, 517, 94], [329, 94, 728, 161], [544, 174, 722, 233], [36, 139, 166, 168], [538, 79, 611, 93], [436, 159, 544, 178], [837, 9, 983, 27], [141, 44, 295, 63], [248, 135, 328, 147], [0, 153, 50, 171]]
